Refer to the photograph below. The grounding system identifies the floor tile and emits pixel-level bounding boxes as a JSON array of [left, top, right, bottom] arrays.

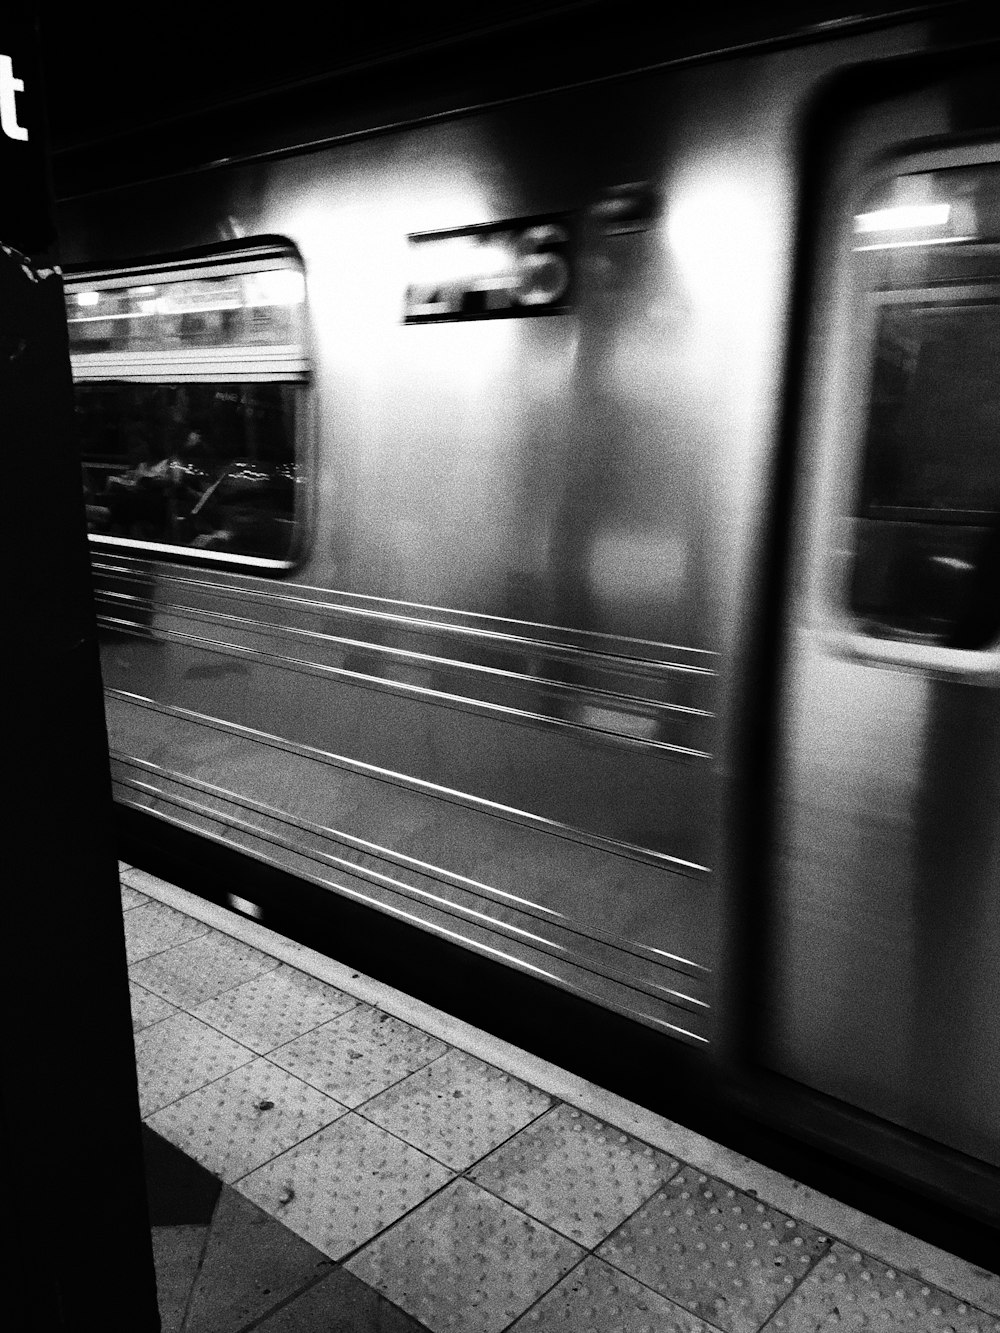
[[508, 1255, 716, 1332], [346, 1176, 584, 1333], [129, 981, 177, 1034], [129, 928, 281, 1008], [192, 964, 358, 1053], [151, 1223, 207, 1333], [598, 1166, 830, 1333], [268, 1004, 448, 1108], [469, 1103, 679, 1247], [147, 1057, 348, 1182], [236, 1114, 453, 1260], [134, 1011, 255, 1116], [121, 883, 148, 911], [183, 1186, 335, 1333], [252, 1265, 432, 1332], [123, 899, 209, 963], [359, 1048, 552, 1170], [761, 1241, 1000, 1332]]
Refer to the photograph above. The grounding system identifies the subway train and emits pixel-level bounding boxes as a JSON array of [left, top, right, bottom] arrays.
[[54, 4, 999, 1236]]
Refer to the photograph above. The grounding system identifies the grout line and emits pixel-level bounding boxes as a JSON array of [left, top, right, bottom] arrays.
[[233, 1261, 421, 1333], [761, 1242, 837, 1333], [134, 957, 286, 1012], [456, 1168, 611, 1253], [178, 1208, 214, 1333], [192, 1000, 364, 1055], [225, 1106, 356, 1186], [261, 1056, 437, 1117], [334, 1167, 463, 1269], [494, 1254, 591, 1333], [127, 870, 1000, 1317], [257, 1007, 447, 1110], [216, 1097, 353, 1187], [128, 978, 180, 1036], [235, 1268, 339, 1333], [135, 1011, 259, 1118]]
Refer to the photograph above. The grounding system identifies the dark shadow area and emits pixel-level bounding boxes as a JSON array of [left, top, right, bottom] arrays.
[[143, 1124, 223, 1227]]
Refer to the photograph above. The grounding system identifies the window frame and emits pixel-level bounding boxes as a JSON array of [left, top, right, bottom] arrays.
[[816, 141, 1000, 683], [65, 241, 311, 574]]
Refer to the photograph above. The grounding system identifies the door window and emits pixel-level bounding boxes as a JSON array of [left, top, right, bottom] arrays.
[[849, 164, 1000, 648]]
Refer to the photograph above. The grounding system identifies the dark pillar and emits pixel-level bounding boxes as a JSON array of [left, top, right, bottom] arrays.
[[1, 12, 160, 1331]]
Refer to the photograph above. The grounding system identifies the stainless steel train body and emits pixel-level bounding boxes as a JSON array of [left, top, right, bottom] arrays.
[[56, 9, 1000, 1206]]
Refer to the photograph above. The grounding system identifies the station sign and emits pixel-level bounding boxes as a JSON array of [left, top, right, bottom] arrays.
[[0, 17, 55, 256], [404, 215, 571, 323]]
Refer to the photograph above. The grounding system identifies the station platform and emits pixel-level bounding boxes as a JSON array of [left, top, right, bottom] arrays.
[[120, 863, 1000, 1333]]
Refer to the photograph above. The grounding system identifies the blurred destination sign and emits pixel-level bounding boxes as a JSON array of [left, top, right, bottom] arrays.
[[404, 216, 571, 322]]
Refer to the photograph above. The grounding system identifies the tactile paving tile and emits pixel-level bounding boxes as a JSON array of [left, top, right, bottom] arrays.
[[123, 899, 210, 963], [129, 980, 178, 1033], [192, 964, 358, 1054], [236, 1113, 453, 1260], [468, 1103, 679, 1247], [129, 928, 281, 1008], [121, 883, 148, 911], [147, 1057, 348, 1183], [346, 1176, 585, 1333], [508, 1254, 716, 1332], [598, 1166, 830, 1333], [134, 1011, 255, 1117], [359, 1046, 552, 1169], [761, 1241, 1000, 1332], [268, 1003, 448, 1108]]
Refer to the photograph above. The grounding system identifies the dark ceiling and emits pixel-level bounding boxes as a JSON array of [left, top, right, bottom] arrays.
[[38, 4, 601, 151], [34, 0, 985, 198]]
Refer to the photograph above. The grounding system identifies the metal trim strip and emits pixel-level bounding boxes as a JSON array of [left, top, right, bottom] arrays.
[[106, 687, 712, 879], [114, 766, 709, 1012], [91, 554, 719, 669], [112, 773, 711, 1045], [101, 616, 713, 759], [95, 592, 714, 723], [112, 749, 711, 983]]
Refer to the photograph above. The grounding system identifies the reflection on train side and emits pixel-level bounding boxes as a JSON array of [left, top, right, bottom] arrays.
[[77, 382, 299, 561]]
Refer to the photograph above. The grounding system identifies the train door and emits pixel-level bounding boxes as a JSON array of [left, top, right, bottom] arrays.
[[766, 84, 1000, 1168]]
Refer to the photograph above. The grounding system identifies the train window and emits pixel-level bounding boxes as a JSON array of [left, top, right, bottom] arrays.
[[65, 246, 307, 569], [849, 162, 1000, 649]]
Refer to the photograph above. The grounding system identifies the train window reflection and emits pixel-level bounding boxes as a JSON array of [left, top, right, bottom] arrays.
[[77, 382, 299, 562], [66, 245, 307, 569], [850, 165, 1000, 649]]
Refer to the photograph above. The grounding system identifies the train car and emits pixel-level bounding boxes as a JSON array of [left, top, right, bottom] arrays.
[[53, 3, 999, 1233]]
